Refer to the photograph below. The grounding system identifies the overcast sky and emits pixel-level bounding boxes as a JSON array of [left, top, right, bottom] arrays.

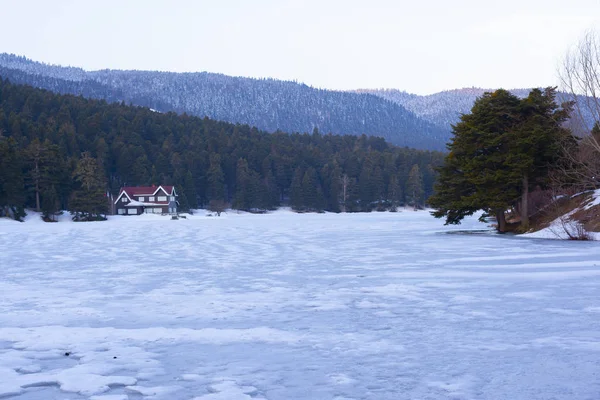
[[1, 0, 599, 94]]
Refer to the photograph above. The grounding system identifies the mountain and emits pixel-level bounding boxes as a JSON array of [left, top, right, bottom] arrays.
[[356, 88, 532, 132], [358, 88, 595, 138], [0, 54, 448, 151]]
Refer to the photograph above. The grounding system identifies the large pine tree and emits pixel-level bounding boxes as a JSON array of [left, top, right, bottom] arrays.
[[506, 88, 573, 228], [430, 88, 573, 232], [406, 164, 424, 210], [70, 152, 108, 221], [25, 139, 67, 219]]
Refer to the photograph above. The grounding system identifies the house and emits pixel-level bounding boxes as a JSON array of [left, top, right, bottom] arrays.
[[114, 185, 178, 215]]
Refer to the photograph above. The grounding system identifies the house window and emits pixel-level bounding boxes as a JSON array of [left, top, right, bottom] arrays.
[[138, 197, 145, 202], [149, 196, 155, 202], [170, 196, 175, 201], [122, 197, 128, 202], [158, 196, 167, 202], [127, 208, 137, 215], [118, 209, 125, 215]]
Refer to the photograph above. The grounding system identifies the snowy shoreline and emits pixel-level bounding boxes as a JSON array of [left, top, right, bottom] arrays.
[[3, 207, 597, 242]]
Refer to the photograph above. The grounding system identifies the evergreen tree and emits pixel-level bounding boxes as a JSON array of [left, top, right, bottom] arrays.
[[70, 152, 107, 221], [506, 87, 573, 228], [301, 167, 325, 212], [430, 88, 573, 232], [406, 164, 424, 210], [387, 173, 402, 211], [131, 155, 151, 185], [430, 90, 522, 231], [290, 166, 304, 211], [342, 175, 360, 212], [371, 165, 385, 210], [25, 139, 65, 214], [0, 136, 26, 220], [233, 158, 261, 211], [207, 153, 225, 201], [359, 159, 375, 211], [260, 157, 279, 210], [176, 184, 190, 212], [324, 162, 341, 213], [183, 171, 198, 209], [41, 185, 60, 221], [25, 138, 45, 212]]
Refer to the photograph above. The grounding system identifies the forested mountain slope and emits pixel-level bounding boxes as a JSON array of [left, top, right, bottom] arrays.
[[0, 78, 444, 219], [359, 88, 593, 137], [0, 54, 448, 150], [357, 88, 532, 131]]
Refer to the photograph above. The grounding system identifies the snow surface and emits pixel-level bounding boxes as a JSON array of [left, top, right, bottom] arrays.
[[584, 189, 600, 210], [1, 210, 600, 399]]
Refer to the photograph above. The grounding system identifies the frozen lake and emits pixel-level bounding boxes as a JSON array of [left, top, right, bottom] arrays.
[[1, 210, 599, 399]]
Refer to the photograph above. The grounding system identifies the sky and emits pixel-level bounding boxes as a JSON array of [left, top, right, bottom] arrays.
[[0, 0, 599, 95]]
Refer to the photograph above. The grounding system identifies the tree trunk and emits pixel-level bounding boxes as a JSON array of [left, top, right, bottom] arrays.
[[521, 174, 529, 229], [340, 174, 349, 213], [496, 209, 507, 233], [35, 160, 40, 212]]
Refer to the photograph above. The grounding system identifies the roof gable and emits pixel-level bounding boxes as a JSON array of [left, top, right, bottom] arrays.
[[114, 185, 175, 204], [153, 186, 171, 196]]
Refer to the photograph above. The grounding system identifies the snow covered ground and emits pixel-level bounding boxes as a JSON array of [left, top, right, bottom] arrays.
[[523, 189, 600, 240], [1, 210, 600, 399]]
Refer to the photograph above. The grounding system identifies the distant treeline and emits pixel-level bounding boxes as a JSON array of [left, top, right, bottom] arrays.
[[0, 53, 448, 150], [0, 77, 444, 220]]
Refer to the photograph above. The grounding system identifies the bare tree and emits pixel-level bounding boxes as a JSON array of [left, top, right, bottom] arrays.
[[545, 186, 593, 240], [339, 174, 350, 213], [558, 30, 600, 189], [208, 199, 228, 216], [28, 140, 43, 212]]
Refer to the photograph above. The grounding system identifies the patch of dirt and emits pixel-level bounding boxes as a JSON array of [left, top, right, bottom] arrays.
[[528, 191, 600, 234]]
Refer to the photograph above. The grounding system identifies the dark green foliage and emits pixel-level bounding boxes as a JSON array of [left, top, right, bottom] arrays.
[[0, 77, 445, 216], [207, 154, 225, 201], [358, 153, 385, 211], [430, 88, 574, 231], [0, 135, 26, 220], [41, 185, 60, 221], [301, 167, 326, 212], [233, 158, 261, 211], [321, 162, 342, 213], [25, 138, 68, 217], [183, 171, 197, 210], [289, 167, 305, 211], [70, 152, 108, 221], [406, 164, 424, 209], [387, 173, 402, 211]]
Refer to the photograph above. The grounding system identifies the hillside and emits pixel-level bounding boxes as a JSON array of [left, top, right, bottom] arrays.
[[358, 88, 532, 132], [0, 77, 444, 219], [0, 54, 448, 151], [359, 88, 595, 138], [525, 190, 600, 240]]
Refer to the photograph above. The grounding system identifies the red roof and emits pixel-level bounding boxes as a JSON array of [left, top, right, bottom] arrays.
[[116, 185, 176, 205]]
